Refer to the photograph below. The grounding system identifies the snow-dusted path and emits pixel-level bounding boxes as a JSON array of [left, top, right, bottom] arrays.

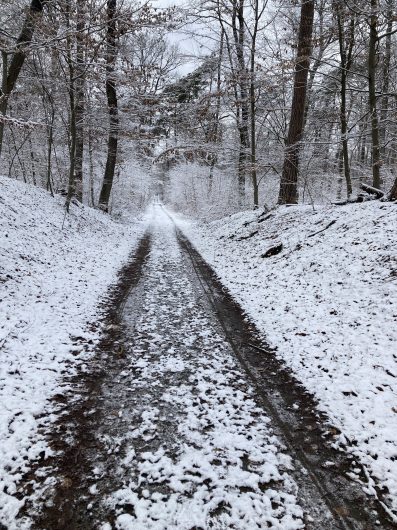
[[104, 206, 305, 529], [28, 205, 392, 530]]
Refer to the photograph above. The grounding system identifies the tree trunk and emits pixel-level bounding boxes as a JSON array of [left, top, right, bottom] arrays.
[[0, 0, 46, 160], [208, 28, 224, 195], [388, 176, 397, 200], [74, 0, 85, 202], [336, 4, 354, 198], [87, 119, 95, 206], [98, 0, 119, 211], [65, 0, 77, 212], [250, 0, 260, 208], [368, 0, 381, 189], [231, 0, 250, 205], [278, 0, 315, 205], [0, 51, 8, 160], [46, 107, 54, 195], [379, 0, 392, 160]]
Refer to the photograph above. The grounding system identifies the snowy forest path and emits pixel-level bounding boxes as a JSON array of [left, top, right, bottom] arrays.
[[24, 205, 392, 530]]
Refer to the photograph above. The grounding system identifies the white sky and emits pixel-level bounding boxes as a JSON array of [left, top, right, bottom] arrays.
[[153, 0, 206, 76]]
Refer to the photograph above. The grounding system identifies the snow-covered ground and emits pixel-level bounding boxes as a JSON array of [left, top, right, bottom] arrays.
[[0, 176, 145, 527], [103, 206, 304, 530], [175, 201, 397, 518]]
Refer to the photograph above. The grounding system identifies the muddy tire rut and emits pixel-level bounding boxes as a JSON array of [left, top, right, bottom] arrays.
[[19, 207, 394, 530]]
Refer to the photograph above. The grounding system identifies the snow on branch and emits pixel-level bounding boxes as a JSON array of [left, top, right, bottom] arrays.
[[0, 115, 45, 130]]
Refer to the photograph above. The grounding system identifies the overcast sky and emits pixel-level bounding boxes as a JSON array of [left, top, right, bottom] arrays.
[[153, 0, 205, 77]]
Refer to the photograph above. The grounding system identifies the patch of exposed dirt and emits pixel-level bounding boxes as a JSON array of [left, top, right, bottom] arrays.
[[20, 234, 151, 529]]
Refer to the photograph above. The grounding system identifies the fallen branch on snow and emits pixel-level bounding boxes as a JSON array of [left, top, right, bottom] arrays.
[[238, 230, 258, 241], [308, 220, 336, 238]]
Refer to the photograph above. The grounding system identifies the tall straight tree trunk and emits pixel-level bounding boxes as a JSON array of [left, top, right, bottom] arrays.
[[0, 0, 46, 160], [209, 28, 224, 194], [368, 0, 381, 189], [99, 0, 119, 212], [231, 0, 250, 204], [65, 0, 77, 212], [336, 4, 355, 198], [46, 107, 54, 195], [278, 0, 314, 205], [379, 0, 392, 160], [74, 0, 85, 202], [88, 124, 95, 206], [0, 51, 8, 160], [249, 0, 260, 208]]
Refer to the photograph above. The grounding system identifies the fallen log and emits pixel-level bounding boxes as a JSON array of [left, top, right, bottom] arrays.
[[360, 183, 385, 199]]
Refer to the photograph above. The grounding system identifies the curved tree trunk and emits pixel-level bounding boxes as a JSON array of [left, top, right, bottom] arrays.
[[278, 0, 314, 205], [0, 0, 46, 161], [99, 0, 119, 212]]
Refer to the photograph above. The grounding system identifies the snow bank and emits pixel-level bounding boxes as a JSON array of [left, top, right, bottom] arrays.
[[0, 176, 144, 527], [176, 201, 397, 517]]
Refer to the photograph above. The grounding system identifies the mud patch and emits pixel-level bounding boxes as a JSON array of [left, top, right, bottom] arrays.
[[21, 234, 151, 529]]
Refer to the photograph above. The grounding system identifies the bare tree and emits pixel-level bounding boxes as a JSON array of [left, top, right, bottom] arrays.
[[368, 0, 382, 189], [73, 0, 86, 202], [335, 0, 355, 198], [98, 0, 119, 211], [278, 0, 315, 205]]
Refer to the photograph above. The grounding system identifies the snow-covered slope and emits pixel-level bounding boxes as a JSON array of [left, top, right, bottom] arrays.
[[0, 176, 144, 526], [177, 201, 397, 518]]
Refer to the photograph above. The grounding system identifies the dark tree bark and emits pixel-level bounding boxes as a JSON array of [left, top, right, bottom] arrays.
[[99, 0, 119, 212], [335, 2, 355, 198], [0, 0, 46, 159], [64, 0, 86, 210], [379, 0, 393, 160], [46, 106, 54, 195], [278, 0, 314, 205], [65, 0, 77, 212]]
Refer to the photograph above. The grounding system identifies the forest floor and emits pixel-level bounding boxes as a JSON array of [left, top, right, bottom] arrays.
[[1, 178, 396, 529], [9, 204, 394, 530]]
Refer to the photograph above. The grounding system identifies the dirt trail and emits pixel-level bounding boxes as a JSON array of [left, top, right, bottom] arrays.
[[22, 205, 393, 530]]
